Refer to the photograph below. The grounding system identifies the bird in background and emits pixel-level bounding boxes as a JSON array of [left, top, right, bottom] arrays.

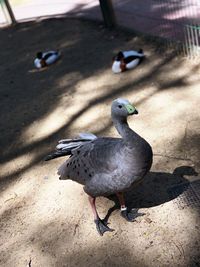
[[45, 98, 153, 236], [34, 50, 61, 69], [112, 49, 144, 73]]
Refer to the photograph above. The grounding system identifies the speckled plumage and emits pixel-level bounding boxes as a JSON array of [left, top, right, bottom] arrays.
[[58, 136, 152, 197], [46, 98, 153, 197]]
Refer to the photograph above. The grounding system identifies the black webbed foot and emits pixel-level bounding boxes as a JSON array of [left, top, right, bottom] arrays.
[[121, 209, 145, 222], [94, 218, 114, 236]]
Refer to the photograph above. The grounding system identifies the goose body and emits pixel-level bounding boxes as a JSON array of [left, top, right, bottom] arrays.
[[58, 136, 152, 197], [45, 98, 153, 235], [112, 49, 144, 74], [34, 50, 60, 68]]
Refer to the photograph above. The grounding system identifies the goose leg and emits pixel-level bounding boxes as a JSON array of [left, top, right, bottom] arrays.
[[116, 192, 136, 222], [88, 196, 114, 236]]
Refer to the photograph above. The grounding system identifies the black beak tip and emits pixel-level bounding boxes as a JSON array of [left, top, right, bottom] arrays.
[[132, 109, 138, 115], [130, 109, 138, 115]]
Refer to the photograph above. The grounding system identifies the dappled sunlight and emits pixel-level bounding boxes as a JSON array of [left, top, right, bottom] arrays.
[[0, 153, 35, 181], [129, 83, 200, 154], [21, 64, 162, 146], [78, 69, 119, 87], [57, 71, 83, 89], [73, 105, 110, 132], [22, 103, 70, 145], [1, 16, 200, 267], [74, 68, 121, 96]]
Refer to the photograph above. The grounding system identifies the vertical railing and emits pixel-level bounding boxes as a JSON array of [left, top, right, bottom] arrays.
[[112, 0, 200, 58], [183, 0, 200, 58], [185, 25, 200, 58], [155, 0, 200, 58], [0, 0, 16, 25]]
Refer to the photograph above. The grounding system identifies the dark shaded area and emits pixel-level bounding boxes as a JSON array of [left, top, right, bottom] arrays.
[[126, 166, 198, 209], [168, 179, 200, 209], [105, 166, 198, 219]]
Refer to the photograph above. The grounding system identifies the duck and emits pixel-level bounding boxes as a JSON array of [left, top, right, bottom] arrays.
[[34, 50, 61, 68], [45, 98, 153, 236], [112, 49, 144, 73]]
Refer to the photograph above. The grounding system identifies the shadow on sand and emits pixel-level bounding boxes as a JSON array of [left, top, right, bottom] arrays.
[[104, 166, 198, 222]]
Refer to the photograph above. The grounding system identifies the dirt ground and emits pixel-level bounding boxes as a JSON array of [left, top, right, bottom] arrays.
[[0, 17, 200, 267]]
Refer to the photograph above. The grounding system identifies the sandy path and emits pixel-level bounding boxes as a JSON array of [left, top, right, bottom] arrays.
[[0, 18, 200, 267]]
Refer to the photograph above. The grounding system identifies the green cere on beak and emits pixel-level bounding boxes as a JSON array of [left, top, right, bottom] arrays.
[[125, 104, 138, 115]]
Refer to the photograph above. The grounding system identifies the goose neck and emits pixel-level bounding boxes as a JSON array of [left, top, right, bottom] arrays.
[[113, 117, 135, 141]]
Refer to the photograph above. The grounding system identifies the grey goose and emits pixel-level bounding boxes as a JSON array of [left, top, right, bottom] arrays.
[[45, 98, 153, 235]]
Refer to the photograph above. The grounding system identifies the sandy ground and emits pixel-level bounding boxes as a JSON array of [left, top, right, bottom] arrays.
[[0, 18, 200, 267]]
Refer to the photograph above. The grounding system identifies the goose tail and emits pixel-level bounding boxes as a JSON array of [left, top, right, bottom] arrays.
[[44, 150, 71, 161], [44, 133, 97, 161]]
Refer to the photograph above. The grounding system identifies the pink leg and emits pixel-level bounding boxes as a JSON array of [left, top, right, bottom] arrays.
[[88, 196, 99, 220], [88, 195, 114, 235]]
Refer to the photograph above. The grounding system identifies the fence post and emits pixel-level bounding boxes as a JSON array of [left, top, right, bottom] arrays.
[[3, 0, 17, 25], [99, 0, 116, 28]]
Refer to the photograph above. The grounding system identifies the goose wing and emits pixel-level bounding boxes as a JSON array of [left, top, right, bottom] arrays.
[[57, 137, 125, 182]]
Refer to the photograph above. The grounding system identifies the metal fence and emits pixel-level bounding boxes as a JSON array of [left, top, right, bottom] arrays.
[[112, 0, 200, 58]]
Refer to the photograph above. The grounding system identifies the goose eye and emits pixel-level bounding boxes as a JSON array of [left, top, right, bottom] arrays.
[[118, 105, 122, 109]]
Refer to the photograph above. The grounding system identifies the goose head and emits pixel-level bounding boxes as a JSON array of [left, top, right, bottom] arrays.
[[111, 98, 138, 121]]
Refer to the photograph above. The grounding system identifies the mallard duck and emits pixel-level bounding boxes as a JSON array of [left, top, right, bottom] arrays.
[[112, 49, 144, 73], [34, 50, 60, 68], [45, 98, 153, 235]]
